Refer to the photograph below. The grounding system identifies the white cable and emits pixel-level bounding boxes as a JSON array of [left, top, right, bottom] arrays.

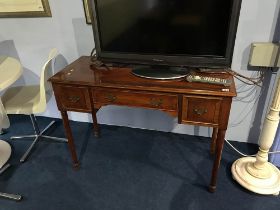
[[224, 138, 256, 157], [225, 138, 280, 157], [224, 68, 280, 157]]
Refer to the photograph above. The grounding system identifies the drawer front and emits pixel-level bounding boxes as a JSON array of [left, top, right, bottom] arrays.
[[92, 88, 178, 111], [53, 85, 91, 111], [182, 96, 222, 126]]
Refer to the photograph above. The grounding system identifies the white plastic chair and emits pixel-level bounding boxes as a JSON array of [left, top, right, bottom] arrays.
[[1, 49, 67, 163]]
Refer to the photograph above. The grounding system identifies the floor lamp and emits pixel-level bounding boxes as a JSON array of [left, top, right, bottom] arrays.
[[231, 42, 280, 195]]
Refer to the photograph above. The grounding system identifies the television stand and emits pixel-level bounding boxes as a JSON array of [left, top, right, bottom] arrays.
[[132, 66, 189, 80], [49, 56, 237, 192]]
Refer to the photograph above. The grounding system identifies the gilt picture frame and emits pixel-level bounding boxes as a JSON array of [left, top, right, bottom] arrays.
[[0, 0, 52, 18], [83, 0, 92, 24]]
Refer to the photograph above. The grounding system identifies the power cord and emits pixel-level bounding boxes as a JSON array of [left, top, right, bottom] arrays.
[[224, 138, 280, 157], [224, 67, 280, 157], [225, 138, 256, 157], [226, 69, 265, 87], [90, 47, 111, 70]]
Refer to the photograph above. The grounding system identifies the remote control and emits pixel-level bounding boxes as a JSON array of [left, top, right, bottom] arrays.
[[186, 75, 232, 86]]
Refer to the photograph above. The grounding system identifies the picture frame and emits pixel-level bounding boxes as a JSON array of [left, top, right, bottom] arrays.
[[0, 0, 52, 17], [83, 0, 92, 24]]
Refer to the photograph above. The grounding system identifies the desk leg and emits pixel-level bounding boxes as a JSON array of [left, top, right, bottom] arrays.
[[209, 129, 225, 192], [210, 128, 218, 154], [91, 108, 100, 137], [61, 111, 79, 169]]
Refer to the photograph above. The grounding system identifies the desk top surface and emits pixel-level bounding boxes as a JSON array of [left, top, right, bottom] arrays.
[[50, 56, 236, 97], [0, 56, 22, 91]]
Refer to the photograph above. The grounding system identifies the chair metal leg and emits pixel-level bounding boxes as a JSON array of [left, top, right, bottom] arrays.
[[0, 164, 11, 175], [0, 164, 22, 201], [0, 192, 22, 201], [40, 120, 56, 135], [10, 135, 37, 140], [12, 115, 67, 163], [20, 136, 40, 163], [41, 135, 67, 143], [30, 114, 40, 135], [10, 115, 40, 140]]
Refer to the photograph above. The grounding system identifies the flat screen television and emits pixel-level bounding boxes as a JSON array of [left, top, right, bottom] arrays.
[[90, 0, 242, 79]]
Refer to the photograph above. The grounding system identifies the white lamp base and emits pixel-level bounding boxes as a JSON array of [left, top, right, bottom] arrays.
[[232, 157, 280, 195]]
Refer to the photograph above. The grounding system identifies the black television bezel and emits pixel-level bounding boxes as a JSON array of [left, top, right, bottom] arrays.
[[90, 0, 242, 68]]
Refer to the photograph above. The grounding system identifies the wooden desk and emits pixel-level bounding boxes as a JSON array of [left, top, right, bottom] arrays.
[[49, 56, 236, 192]]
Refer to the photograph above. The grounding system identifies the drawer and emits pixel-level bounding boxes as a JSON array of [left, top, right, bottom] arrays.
[[182, 96, 222, 126], [92, 88, 178, 111], [53, 85, 91, 111]]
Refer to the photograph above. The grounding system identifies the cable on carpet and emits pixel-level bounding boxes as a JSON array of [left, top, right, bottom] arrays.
[[224, 138, 280, 157]]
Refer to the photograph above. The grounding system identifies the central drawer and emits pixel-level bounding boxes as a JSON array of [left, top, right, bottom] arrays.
[[92, 88, 178, 111]]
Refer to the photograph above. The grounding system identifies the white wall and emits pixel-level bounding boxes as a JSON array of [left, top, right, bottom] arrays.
[[0, 0, 279, 143]]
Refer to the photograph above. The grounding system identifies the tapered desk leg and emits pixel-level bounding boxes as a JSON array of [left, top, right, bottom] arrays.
[[61, 111, 79, 169], [210, 128, 218, 154], [209, 129, 226, 192], [91, 108, 100, 137]]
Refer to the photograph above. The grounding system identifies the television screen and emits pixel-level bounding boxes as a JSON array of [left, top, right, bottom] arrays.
[[91, 0, 242, 68]]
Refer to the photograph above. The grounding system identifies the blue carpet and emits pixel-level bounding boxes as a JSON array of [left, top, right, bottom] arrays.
[[0, 115, 279, 210]]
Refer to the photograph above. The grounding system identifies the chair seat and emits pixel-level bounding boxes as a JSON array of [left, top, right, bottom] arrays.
[[2, 85, 41, 114]]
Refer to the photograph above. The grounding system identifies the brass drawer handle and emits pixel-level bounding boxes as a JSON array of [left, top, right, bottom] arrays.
[[68, 96, 80, 103], [105, 93, 117, 102], [150, 98, 163, 107], [193, 108, 208, 115]]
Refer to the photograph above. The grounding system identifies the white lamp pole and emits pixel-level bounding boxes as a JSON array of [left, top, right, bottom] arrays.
[[232, 74, 280, 195]]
